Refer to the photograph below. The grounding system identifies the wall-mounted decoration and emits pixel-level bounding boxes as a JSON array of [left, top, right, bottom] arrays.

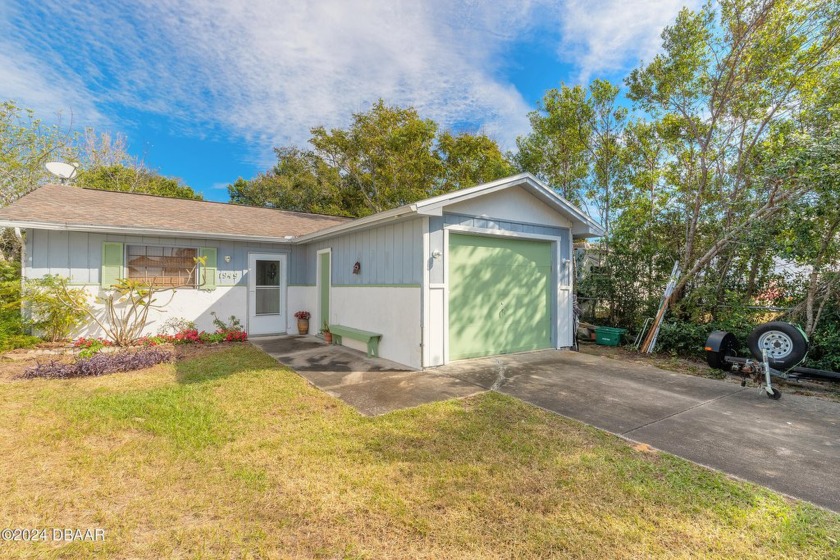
[[224, 255, 232, 263], [353, 261, 361, 275]]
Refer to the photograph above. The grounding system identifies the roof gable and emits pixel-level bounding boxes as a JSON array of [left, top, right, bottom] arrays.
[[441, 185, 573, 229], [413, 173, 603, 237]]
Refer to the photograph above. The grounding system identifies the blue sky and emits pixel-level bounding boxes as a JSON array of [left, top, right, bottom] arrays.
[[1, 1, 698, 202]]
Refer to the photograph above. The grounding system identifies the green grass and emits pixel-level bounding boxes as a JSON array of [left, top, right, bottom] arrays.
[[0, 345, 838, 558]]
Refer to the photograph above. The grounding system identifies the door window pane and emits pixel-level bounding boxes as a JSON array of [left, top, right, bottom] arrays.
[[256, 260, 280, 286], [256, 288, 281, 315]]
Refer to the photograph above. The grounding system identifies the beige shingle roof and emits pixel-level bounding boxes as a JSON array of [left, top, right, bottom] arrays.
[[0, 184, 350, 241]]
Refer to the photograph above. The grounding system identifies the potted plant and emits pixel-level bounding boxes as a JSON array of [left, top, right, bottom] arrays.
[[294, 311, 311, 335], [322, 322, 332, 344]]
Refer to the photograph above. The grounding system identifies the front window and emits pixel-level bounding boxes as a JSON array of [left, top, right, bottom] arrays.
[[126, 245, 198, 288]]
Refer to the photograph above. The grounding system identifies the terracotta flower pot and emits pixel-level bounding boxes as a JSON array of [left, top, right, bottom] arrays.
[[323, 332, 333, 344], [297, 318, 309, 335]]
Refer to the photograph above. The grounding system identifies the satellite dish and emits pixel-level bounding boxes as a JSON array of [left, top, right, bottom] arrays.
[[45, 161, 79, 183]]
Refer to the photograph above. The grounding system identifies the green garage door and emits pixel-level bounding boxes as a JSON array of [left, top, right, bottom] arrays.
[[448, 233, 553, 361]]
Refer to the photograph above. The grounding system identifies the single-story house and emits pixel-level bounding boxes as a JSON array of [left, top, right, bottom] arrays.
[[0, 173, 603, 369]]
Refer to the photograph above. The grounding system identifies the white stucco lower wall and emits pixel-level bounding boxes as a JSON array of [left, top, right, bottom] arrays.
[[329, 286, 422, 369], [287, 285, 317, 333], [70, 285, 247, 338]]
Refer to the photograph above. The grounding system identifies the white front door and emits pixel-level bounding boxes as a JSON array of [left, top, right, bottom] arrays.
[[248, 253, 287, 335]]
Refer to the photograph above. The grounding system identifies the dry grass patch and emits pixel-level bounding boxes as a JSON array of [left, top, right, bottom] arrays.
[[0, 345, 837, 558]]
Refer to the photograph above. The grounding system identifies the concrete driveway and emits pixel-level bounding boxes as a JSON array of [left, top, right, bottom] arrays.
[[434, 349, 840, 513], [253, 336, 840, 512]]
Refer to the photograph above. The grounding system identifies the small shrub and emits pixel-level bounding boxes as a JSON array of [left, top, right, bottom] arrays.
[[655, 319, 754, 359], [0, 260, 39, 351], [211, 312, 243, 333], [200, 331, 226, 344], [210, 312, 247, 343], [23, 275, 90, 342], [23, 348, 173, 379], [158, 316, 197, 336], [74, 337, 114, 358]]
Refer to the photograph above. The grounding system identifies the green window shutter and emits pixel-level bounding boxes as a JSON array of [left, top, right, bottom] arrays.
[[101, 242, 124, 288], [199, 247, 217, 290]]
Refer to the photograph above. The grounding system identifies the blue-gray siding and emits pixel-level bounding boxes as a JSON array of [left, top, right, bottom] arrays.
[[25, 229, 290, 286], [291, 218, 423, 286]]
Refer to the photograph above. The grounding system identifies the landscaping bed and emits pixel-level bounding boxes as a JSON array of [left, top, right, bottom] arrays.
[[0, 342, 243, 381]]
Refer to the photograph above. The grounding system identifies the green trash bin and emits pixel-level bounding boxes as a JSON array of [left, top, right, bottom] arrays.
[[594, 326, 627, 347]]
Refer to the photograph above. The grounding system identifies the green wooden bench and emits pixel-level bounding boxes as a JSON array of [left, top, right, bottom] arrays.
[[329, 325, 382, 358]]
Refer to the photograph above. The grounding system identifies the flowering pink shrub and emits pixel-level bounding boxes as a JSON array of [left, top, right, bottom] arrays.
[[73, 315, 247, 352], [224, 330, 248, 342], [74, 337, 113, 349]]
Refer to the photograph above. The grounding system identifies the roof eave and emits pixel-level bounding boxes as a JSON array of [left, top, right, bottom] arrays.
[[292, 204, 419, 243], [0, 219, 297, 245]]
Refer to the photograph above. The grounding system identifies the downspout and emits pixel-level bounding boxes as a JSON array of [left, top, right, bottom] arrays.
[[15, 228, 27, 331]]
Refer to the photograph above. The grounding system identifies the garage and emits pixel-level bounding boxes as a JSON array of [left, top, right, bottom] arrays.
[[448, 232, 553, 361]]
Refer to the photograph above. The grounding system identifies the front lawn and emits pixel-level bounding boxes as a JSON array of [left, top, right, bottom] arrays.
[[0, 345, 838, 558]]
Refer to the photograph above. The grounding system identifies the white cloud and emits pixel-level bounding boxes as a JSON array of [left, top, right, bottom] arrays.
[[0, 3, 105, 127], [555, 0, 703, 83], [0, 0, 697, 165]]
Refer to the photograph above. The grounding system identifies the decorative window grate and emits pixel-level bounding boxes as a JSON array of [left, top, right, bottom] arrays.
[[126, 245, 198, 288]]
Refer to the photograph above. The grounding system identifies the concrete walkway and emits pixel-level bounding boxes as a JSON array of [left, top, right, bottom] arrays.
[[252, 336, 840, 512], [251, 336, 482, 416], [434, 349, 840, 513]]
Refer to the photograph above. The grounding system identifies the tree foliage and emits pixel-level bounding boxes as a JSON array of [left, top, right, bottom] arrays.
[[516, 0, 840, 345], [625, 0, 839, 298], [0, 100, 75, 208], [75, 165, 203, 200], [229, 100, 514, 217], [74, 130, 202, 200], [515, 84, 591, 205]]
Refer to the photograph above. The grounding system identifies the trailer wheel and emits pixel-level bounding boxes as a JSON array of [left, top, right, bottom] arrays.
[[746, 322, 808, 370], [768, 388, 782, 400]]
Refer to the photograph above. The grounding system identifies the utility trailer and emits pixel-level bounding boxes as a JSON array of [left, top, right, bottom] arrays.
[[705, 321, 840, 399]]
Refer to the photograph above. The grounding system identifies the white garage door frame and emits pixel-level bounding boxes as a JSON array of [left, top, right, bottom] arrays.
[[442, 224, 567, 365]]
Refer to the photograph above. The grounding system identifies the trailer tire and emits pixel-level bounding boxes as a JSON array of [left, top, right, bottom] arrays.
[[746, 322, 808, 370]]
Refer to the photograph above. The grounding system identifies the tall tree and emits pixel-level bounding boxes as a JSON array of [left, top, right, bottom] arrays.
[[1, 101, 76, 260], [228, 147, 345, 215], [514, 84, 591, 205], [0, 100, 75, 208], [308, 101, 441, 215], [585, 80, 628, 238], [74, 130, 203, 200], [230, 100, 513, 217], [775, 71, 840, 335], [625, 0, 840, 300], [438, 131, 514, 193]]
